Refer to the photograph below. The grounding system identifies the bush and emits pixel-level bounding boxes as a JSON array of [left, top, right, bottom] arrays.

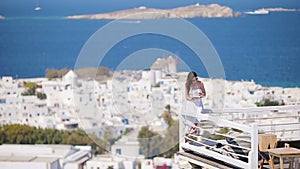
[[255, 99, 279, 107], [37, 92, 47, 100], [0, 124, 107, 155], [21, 82, 36, 96]]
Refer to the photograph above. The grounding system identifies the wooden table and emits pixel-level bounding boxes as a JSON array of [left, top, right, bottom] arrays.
[[268, 147, 300, 169]]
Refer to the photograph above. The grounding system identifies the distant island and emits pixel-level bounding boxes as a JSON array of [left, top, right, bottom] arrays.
[[0, 15, 4, 19], [67, 3, 242, 20], [244, 7, 299, 15], [263, 7, 299, 12]]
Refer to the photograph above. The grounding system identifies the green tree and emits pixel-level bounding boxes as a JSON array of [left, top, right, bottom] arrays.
[[0, 124, 108, 155], [22, 82, 37, 95], [255, 99, 279, 107], [138, 126, 162, 158], [102, 127, 119, 146], [137, 120, 179, 159], [162, 104, 174, 127], [160, 120, 179, 158], [37, 92, 47, 100]]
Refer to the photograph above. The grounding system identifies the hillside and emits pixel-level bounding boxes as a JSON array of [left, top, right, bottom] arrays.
[[68, 3, 241, 20]]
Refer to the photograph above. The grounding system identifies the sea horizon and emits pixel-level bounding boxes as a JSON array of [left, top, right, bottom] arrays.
[[0, 1, 300, 88]]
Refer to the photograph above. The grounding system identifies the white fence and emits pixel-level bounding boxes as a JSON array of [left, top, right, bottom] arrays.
[[179, 104, 300, 168], [179, 101, 259, 169], [213, 105, 300, 141]]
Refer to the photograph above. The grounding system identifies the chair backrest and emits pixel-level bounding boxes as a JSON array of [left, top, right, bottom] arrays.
[[258, 134, 277, 152]]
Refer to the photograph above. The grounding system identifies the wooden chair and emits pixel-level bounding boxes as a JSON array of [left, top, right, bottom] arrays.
[[258, 134, 277, 169]]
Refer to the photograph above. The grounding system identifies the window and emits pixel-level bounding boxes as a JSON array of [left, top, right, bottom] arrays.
[[0, 99, 5, 104], [116, 148, 121, 155], [139, 148, 143, 155]]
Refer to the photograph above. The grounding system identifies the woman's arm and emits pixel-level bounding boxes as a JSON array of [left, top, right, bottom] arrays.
[[199, 81, 206, 97]]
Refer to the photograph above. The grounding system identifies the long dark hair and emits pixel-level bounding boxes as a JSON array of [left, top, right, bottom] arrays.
[[185, 71, 198, 91]]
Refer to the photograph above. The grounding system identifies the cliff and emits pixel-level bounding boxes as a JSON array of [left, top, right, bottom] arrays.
[[68, 3, 241, 20]]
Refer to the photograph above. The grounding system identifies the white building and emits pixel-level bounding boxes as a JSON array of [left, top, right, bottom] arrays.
[[153, 157, 173, 169], [85, 154, 127, 169], [111, 130, 144, 160], [62, 70, 78, 87], [149, 56, 177, 86], [0, 144, 91, 169], [140, 159, 154, 169]]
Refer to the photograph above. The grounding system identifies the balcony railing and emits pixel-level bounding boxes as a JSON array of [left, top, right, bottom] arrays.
[[179, 103, 300, 169]]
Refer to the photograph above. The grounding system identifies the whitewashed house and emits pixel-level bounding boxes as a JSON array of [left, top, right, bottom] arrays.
[[0, 144, 91, 169], [111, 130, 144, 160], [62, 70, 78, 87], [86, 154, 125, 169]]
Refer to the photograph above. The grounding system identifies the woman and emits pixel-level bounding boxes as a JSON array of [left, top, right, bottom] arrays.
[[185, 71, 206, 107], [185, 71, 206, 132]]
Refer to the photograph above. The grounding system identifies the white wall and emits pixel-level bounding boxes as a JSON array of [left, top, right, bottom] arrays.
[[0, 161, 58, 169], [86, 160, 120, 169], [111, 143, 142, 158], [64, 163, 78, 169]]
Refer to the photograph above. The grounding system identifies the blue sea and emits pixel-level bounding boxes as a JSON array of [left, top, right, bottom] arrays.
[[0, 0, 300, 87]]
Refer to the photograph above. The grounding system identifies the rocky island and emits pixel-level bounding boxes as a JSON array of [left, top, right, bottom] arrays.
[[67, 3, 241, 20]]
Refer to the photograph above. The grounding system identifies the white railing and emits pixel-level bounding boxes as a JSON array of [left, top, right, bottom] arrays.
[[213, 105, 300, 141], [179, 101, 259, 169]]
